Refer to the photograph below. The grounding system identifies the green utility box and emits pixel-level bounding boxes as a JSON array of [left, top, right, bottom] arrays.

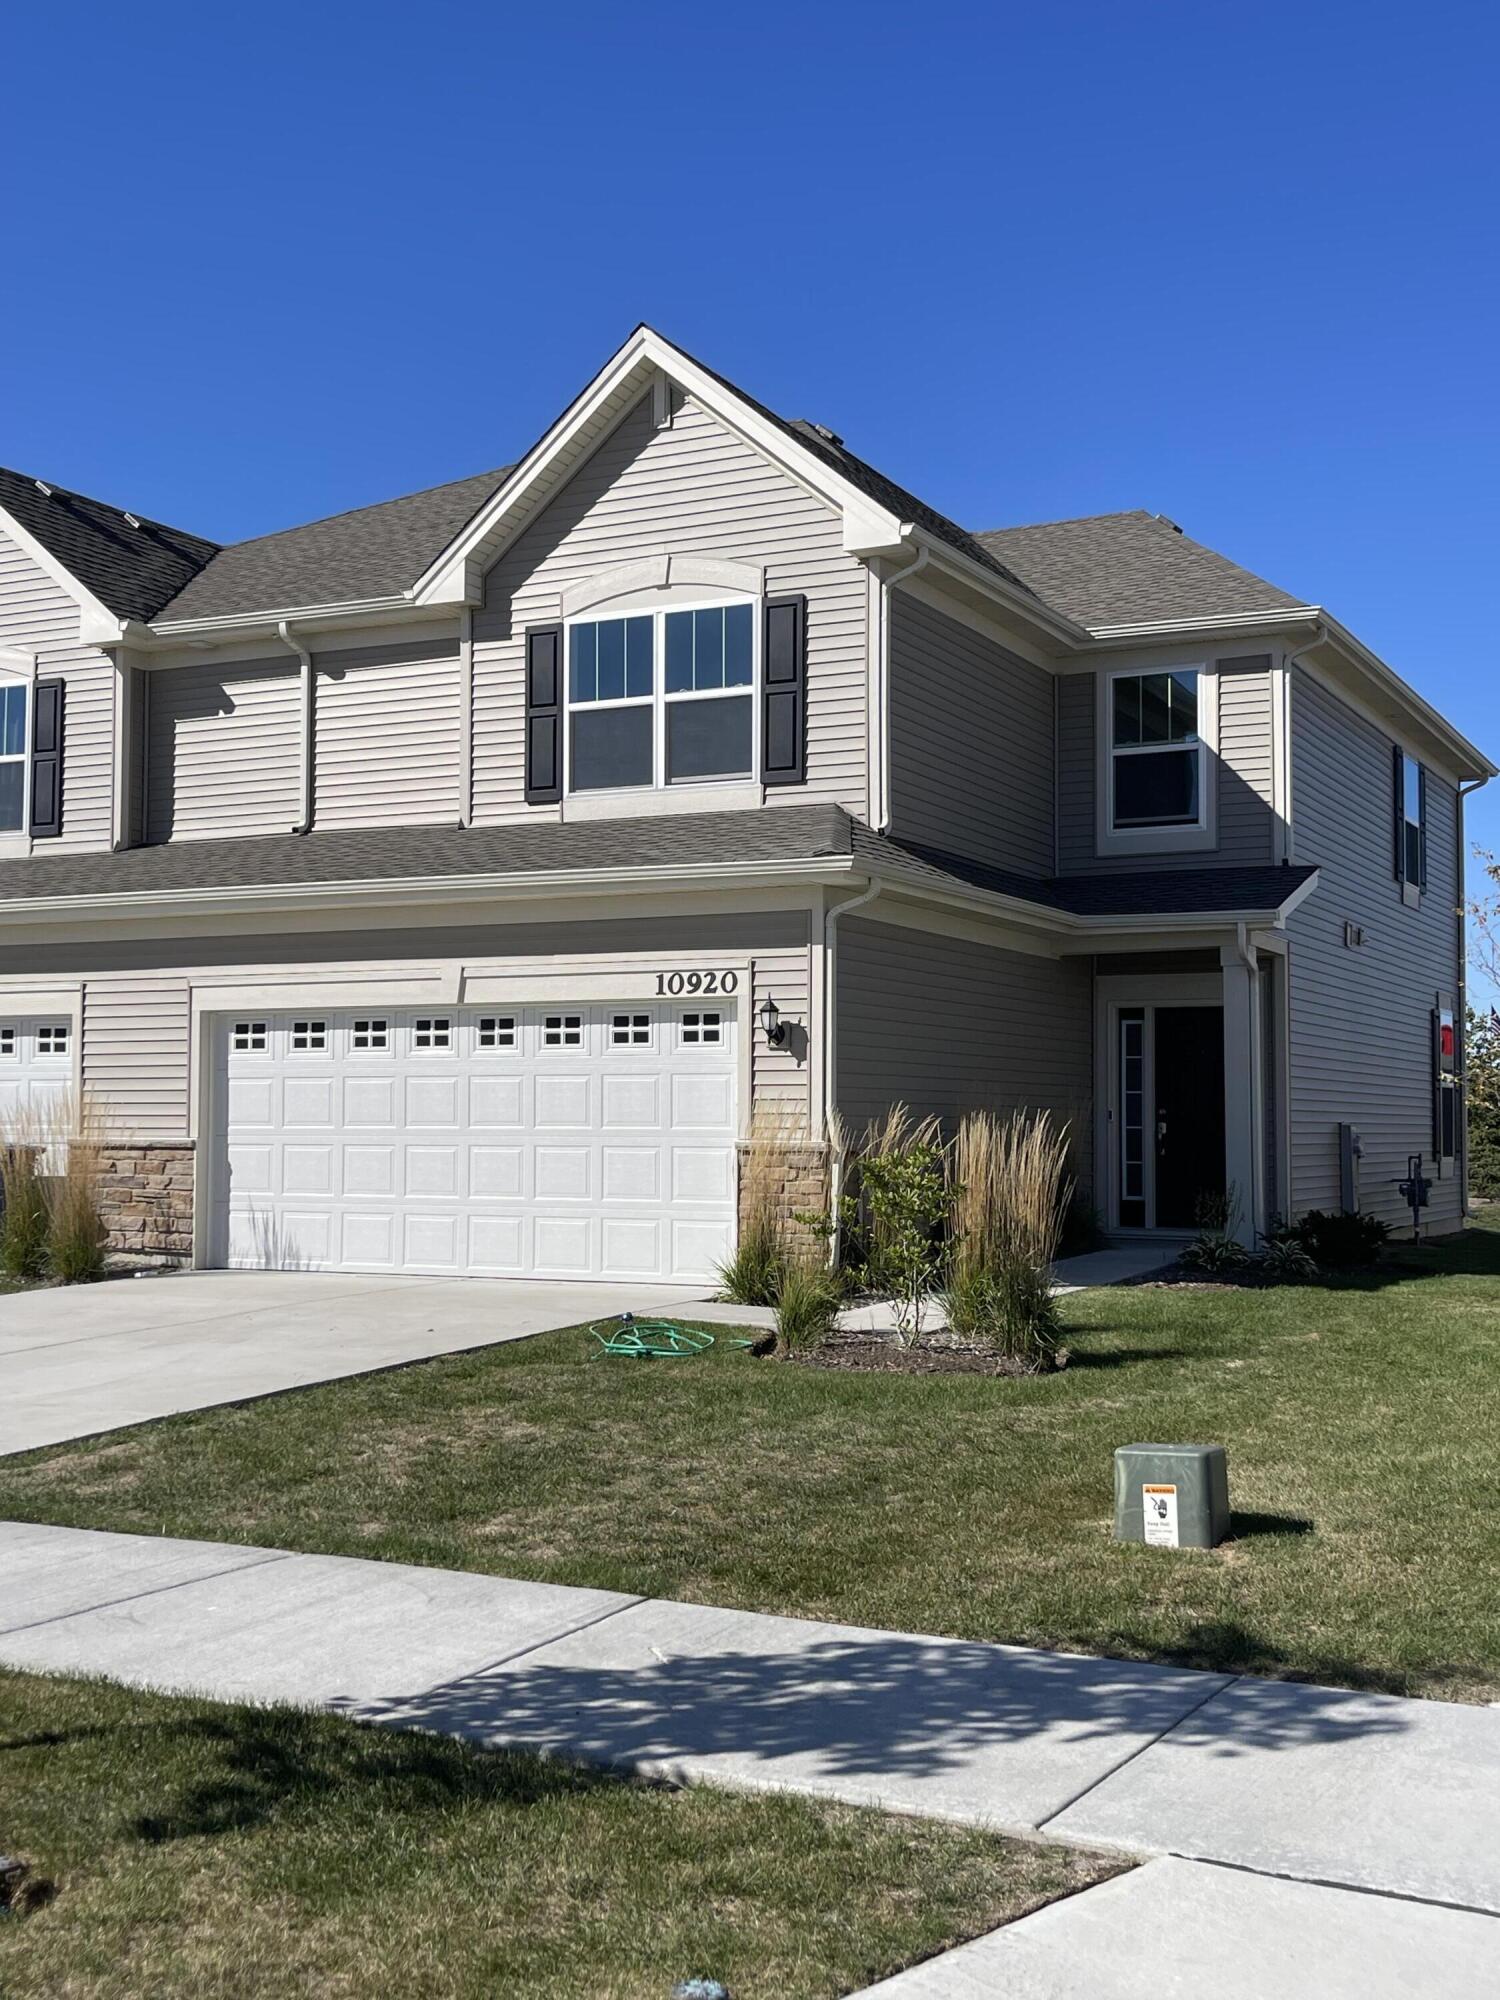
[[1114, 1444, 1229, 1549]]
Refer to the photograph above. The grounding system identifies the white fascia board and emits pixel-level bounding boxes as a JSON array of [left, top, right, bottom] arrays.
[[411, 327, 909, 605], [1083, 606, 1322, 644], [0, 502, 121, 641], [0, 855, 860, 929]]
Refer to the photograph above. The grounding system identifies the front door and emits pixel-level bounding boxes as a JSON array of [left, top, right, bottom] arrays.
[[1153, 1006, 1225, 1229]]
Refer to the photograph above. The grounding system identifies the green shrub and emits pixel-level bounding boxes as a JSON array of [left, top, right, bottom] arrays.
[[859, 1141, 950, 1343], [1289, 1209, 1392, 1269], [0, 1142, 51, 1282], [944, 1265, 1061, 1370], [772, 1259, 843, 1354]]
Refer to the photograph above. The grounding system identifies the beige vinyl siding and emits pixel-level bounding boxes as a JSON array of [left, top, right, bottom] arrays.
[[82, 974, 191, 1140], [312, 638, 461, 830], [1286, 666, 1463, 1233], [10, 908, 812, 1142], [0, 524, 114, 852], [472, 394, 868, 822], [836, 918, 1094, 1192], [1057, 657, 1275, 872], [888, 591, 1053, 874], [146, 659, 302, 842]]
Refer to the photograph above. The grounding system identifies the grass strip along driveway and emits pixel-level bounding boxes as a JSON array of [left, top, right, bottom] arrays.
[[4, 1219, 1498, 1702], [0, 1670, 1113, 2000]]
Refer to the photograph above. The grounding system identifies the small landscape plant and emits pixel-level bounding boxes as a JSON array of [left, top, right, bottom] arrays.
[[1255, 1235, 1318, 1285], [857, 1129, 950, 1343], [772, 1256, 844, 1355]]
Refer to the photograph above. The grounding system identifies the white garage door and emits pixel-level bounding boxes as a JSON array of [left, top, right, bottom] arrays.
[[0, 1018, 72, 1138], [213, 1004, 739, 1281]]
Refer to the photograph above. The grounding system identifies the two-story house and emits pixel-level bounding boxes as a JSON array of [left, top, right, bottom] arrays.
[[0, 327, 1488, 1279]]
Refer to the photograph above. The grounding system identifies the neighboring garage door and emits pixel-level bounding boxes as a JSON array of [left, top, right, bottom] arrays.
[[0, 1018, 72, 1136], [213, 1004, 738, 1281]]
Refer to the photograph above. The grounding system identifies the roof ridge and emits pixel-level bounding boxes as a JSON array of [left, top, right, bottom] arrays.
[[218, 464, 515, 555], [975, 509, 1157, 536]]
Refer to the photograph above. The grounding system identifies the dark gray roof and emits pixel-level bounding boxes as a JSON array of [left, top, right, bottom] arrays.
[[154, 465, 514, 622], [850, 822, 1316, 918], [0, 803, 1315, 925], [0, 464, 219, 622], [0, 805, 853, 904], [974, 511, 1309, 629]]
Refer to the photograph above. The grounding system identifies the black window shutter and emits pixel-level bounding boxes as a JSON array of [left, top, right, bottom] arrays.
[[29, 677, 63, 839], [1392, 743, 1404, 879], [761, 594, 807, 787], [524, 626, 563, 805], [1418, 762, 1429, 889]]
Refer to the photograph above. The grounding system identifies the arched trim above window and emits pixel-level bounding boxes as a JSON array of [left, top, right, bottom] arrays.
[[561, 554, 763, 619]]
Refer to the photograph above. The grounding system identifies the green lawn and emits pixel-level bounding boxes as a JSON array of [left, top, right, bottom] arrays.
[[5, 1221, 1499, 1701], [0, 1671, 1112, 2000]]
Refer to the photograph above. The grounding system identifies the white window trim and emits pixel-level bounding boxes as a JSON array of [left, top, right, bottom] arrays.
[[0, 652, 36, 855], [564, 594, 761, 801], [1096, 664, 1218, 856]]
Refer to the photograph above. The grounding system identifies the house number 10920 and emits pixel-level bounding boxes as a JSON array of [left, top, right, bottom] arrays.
[[655, 970, 738, 996]]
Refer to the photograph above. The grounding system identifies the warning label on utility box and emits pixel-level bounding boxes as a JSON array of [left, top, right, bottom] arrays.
[[1142, 1483, 1180, 1548]]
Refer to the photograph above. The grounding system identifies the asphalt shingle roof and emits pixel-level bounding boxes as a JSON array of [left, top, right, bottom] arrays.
[[0, 465, 219, 622], [0, 805, 1315, 925], [974, 511, 1308, 630], [155, 465, 514, 622]]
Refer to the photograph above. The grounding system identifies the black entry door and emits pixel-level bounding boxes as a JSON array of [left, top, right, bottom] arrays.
[[1153, 1007, 1225, 1229]]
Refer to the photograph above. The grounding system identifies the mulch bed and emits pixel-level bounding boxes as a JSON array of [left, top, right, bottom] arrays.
[[782, 1331, 1066, 1377]]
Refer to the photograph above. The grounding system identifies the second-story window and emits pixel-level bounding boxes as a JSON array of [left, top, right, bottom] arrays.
[[567, 603, 755, 794], [1396, 748, 1425, 892], [1109, 670, 1205, 830], [0, 683, 27, 832]]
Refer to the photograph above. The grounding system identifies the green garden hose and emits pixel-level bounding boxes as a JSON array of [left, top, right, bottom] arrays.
[[589, 1313, 756, 1358]]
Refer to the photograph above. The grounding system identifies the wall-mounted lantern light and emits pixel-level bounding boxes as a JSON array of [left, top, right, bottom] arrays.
[[758, 995, 787, 1048]]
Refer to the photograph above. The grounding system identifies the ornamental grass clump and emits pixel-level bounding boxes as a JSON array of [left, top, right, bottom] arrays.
[[772, 1255, 844, 1355], [944, 1108, 1071, 1371], [0, 1107, 50, 1282], [46, 1092, 108, 1284]]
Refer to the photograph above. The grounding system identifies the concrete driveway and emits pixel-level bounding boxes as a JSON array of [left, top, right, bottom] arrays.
[[0, 1271, 708, 1455]]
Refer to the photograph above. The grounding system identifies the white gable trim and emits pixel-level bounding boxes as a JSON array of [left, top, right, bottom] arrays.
[[0, 502, 122, 644], [411, 327, 911, 609]]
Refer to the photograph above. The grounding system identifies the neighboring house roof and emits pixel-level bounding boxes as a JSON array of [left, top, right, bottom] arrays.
[[0, 804, 1317, 929], [155, 465, 514, 623], [974, 510, 1309, 630], [0, 464, 220, 622]]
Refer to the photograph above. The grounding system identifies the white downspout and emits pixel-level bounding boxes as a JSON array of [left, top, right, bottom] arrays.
[[1233, 919, 1265, 1241], [458, 605, 474, 827], [873, 537, 928, 832], [822, 876, 882, 1258], [277, 619, 314, 834], [1457, 774, 1487, 1214]]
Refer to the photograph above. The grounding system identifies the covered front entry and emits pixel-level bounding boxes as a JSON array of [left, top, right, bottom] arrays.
[[208, 1003, 739, 1282], [1116, 1003, 1226, 1230]]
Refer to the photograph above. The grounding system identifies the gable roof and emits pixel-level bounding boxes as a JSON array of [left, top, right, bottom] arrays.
[[975, 510, 1309, 630], [0, 464, 219, 623], [155, 464, 514, 624]]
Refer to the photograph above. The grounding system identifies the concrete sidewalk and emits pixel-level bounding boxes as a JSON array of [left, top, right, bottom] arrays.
[[2, 1521, 1496, 1994]]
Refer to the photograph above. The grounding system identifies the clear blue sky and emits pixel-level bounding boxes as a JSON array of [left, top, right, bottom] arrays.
[[6, 2, 1497, 907]]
